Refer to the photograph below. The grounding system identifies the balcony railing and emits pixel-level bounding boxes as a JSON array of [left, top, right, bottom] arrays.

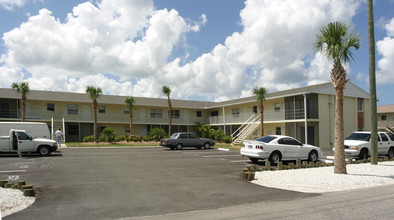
[[0, 109, 201, 125]]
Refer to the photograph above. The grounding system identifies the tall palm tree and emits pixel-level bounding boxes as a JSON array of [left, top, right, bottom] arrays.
[[314, 22, 360, 174], [253, 87, 267, 136], [86, 86, 102, 141], [367, 0, 378, 165], [11, 82, 30, 122], [162, 86, 172, 137], [124, 97, 136, 136]]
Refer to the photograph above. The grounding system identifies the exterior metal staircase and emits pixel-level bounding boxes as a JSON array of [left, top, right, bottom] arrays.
[[231, 114, 260, 145]]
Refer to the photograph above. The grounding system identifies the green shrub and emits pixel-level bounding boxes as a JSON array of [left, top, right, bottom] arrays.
[[100, 128, 118, 142], [143, 136, 153, 142], [222, 136, 232, 143], [129, 136, 142, 142], [149, 127, 167, 141], [117, 135, 126, 141], [83, 135, 95, 142]]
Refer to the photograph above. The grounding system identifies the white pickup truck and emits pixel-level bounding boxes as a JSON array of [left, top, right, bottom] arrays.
[[344, 131, 394, 159], [0, 129, 58, 156]]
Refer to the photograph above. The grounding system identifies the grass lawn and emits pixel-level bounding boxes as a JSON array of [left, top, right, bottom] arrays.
[[65, 141, 241, 150]]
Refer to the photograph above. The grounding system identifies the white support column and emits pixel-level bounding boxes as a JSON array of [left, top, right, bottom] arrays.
[[51, 117, 54, 139], [303, 94, 308, 145], [222, 106, 226, 134], [62, 117, 66, 143]]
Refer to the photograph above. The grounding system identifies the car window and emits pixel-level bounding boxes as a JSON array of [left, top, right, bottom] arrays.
[[16, 132, 30, 140], [279, 138, 300, 145], [346, 133, 371, 141], [179, 134, 189, 139], [170, 133, 179, 139], [256, 136, 277, 143], [379, 133, 389, 142], [189, 133, 198, 139], [386, 133, 394, 141]]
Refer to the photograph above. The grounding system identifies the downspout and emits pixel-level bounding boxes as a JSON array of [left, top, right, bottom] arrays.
[[222, 106, 226, 134], [303, 94, 308, 145]]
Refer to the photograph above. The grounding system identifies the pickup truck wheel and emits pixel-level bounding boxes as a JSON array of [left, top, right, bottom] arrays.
[[176, 144, 183, 150], [359, 149, 368, 160], [308, 150, 318, 162], [204, 143, 210, 149], [269, 151, 281, 165], [38, 146, 50, 156], [249, 157, 259, 163], [388, 148, 394, 159]]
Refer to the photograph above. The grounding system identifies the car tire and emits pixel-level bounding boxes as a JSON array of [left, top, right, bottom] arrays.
[[359, 148, 368, 160], [269, 151, 281, 165], [388, 147, 394, 159], [249, 157, 259, 163], [308, 150, 318, 162], [204, 143, 210, 149], [176, 144, 183, 150], [38, 146, 51, 156]]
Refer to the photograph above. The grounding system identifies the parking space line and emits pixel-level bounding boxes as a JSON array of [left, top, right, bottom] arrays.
[[204, 154, 241, 157], [0, 170, 27, 173]]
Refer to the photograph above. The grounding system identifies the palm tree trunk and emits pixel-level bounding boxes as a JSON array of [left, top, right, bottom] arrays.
[[332, 61, 347, 174], [21, 98, 26, 122], [260, 105, 264, 136]]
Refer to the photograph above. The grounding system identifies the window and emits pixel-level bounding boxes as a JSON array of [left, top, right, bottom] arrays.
[[171, 110, 180, 118], [124, 127, 130, 133], [211, 111, 219, 117], [16, 131, 31, 140], [357, 99, 363, 112], [98, 106, 106, 113], [47, 103, 55, 111], [278, 138, 301, 146], [253, 106, 258, 114], [124, 109, 129, 114], [232, 108, 240, 118], [276, 127, 281, 135], [67, 104, 78, 114], [196, 111, 202, 117], [274, 103, 281, 112], [150, 109, 163, 118], [379, 133, 389, 142], [381, 115, 387, 121]]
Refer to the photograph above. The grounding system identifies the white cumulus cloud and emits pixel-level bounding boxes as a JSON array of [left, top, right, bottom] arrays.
[[1, 0, 365, 101], [376, 18, 394, 85]]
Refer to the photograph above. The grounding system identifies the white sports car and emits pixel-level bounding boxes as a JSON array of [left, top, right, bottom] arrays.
[[240, 135, 323, 164]]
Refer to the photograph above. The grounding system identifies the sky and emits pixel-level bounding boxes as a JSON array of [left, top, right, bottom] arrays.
[[0, 0, 393, 105]]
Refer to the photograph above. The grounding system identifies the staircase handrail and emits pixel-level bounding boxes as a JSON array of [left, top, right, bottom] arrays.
[[232, 114, 260, 140]]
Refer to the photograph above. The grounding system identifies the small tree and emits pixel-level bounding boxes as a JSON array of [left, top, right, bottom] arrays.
[[11, 82, 30, 122], [162, 86, 172, 136], [86, 86, 102, 141], [253, 87, 267, 136], [124, 97, 136, 136]]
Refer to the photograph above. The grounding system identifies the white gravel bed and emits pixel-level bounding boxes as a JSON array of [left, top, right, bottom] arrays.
[[0, 188, 35, 218], [252, 161, 394, 193]]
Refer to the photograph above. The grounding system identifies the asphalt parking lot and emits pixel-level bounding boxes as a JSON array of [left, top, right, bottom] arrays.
[[1, 147, 316, 219]]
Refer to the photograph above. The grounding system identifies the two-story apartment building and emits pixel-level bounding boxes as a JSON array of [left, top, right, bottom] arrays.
[[0, 81, 370, 150]]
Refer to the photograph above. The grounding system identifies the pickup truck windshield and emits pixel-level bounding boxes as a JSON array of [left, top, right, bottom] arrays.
[[346, 133, 370, 141]]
